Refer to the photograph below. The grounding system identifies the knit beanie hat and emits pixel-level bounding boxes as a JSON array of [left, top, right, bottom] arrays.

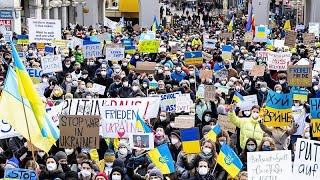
[[6, 157, 19, 168], [55, 151, 67, 161], [95, 172, 108, 180], [149, 168, 164, 180], [170, 130, 181, 142]]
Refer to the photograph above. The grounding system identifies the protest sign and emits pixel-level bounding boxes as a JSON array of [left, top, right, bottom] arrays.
[[44, 46, 54, 54], [92, 83, 106, 95], [125, 45, 136, 54], [247, 151, 292, 180], [264, 91, 292, 127], [59, 115, 100, 148], [222, 45, 232, 60], [61, 97, 160, 119], [185, 51, 203, 65], [140, 32, 156, 40], [257, 51, 268, 62], [100, 106, 138, 138], [160, 92, 181, 112], [129, 133, 154, 150], [17, 34, 29, 44], [138, 40, 160, 53], [238, 95, 258, 111], [219, 32, 233, 39], [135, 61, 156, 74], [284, 30, 297, 48], [4, 168, 37, 180], [274, 39, 285, 48], [243, 61, 256, 71], [287, 65, 312, 87], [174, 115, 195, 129], [203, 39, 216, 49], [309, 98, 320, 137], [204, 85, 216, 101], [291, 86, 308, 101], [70, 36, 84, 47], [309, 22, 319, 36], [218, 115, 236, 133], [254, 26, 268, 42], [267, 51, 291, 70], [296, 25, 305, 30], [176, 94, 191, 113], [311, 119, 320, 137], [132, 24, 141, 31], [293, 138, 320, 179], [28, 19, 61, 43], [0, 120, 18, 139], [200, 70, 212, 79], [249, 65, 265, 76], [36, 43, 45, 49], [303, 33, 315, 44], [105, 47, 125, 61], [244, 32, 253, 42], [83, 43, 102, 58], [26, 68, 51, 84], [41, 54, 63, 73], [96, 33, 111, 43], [158, 47, 166, 53], [215, 69, 228, 80], [202, 51, 213, 61], [46, 103, 64, 126]]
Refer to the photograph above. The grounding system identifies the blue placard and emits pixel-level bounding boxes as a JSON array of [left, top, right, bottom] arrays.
[[17, 34, 29, 40], [310, 98, 320, 118], [184, 51, 202, 59], [0, 10, 13, 19], [5, 168, 37, 180], [44, 46, 54, 54], [122, 38, 133, 46]]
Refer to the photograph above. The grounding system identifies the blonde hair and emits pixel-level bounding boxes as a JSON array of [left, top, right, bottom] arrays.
[[257, 137, 277, 151]]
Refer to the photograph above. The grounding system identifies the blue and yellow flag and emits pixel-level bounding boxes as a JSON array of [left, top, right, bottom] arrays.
[[147, 144, 175, 174], [217, 143, 243, 178], [181, 128, 201, 154], [136, 114, 152, 133], [152, 16, 159, 32], [284, 20, 291, 30], [206, 124, 221, 142], [228, 15, 234, 32], [233, 91, 245, 103]]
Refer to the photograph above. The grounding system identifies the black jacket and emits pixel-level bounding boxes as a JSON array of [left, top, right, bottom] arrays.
[[8, 137, 27, 160]]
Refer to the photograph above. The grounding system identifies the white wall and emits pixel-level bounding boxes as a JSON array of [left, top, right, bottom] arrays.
[[252, 0, 270, 26], [139, 0, 160, 28], [76, 0, 99, 26]]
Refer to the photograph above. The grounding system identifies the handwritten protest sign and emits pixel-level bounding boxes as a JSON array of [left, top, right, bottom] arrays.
[[100, 106, 138, 138], [244, 32, 253, 42], [264, 91, 292, 126], [267, 51, 291, 71], [138, 40, 160, 53], [204, 85, 216, 101], [0, 120, 18, 139], [219, 32, 233, 39], [92, 83, 106, 95], [200, 70, 212, 79], [293, 138, 320, 179], [285, 30, 297, 48], [243, 61, 256, 71], [309, 23, 319, 36], [215, 69, 228, 80], [238, 95, 258, 111], [135, 62, 156, 74], [202, 51, 213, 61], [218, 115, 236, 133], [46, 103, 64, 126], [203, 39, 216, 49], [41, 54, 63, 73], [309, 98, 320, 137], [303, 33, 315, 44], [59, 115, 100, 148], [274, 39, 285, 48], [248, 151, 292, 180], [257, 51, 268, 62], [287, 65, 312, 87], [4, 168, 37, 180], [28, 19, 61, 43], [249, 65, 265, 76], [174, 115, 195, 128], [160, 92, 181, 112], [176, 94, 191, 113], [83, 43, 102, 58], [106, 47, 125, 61]]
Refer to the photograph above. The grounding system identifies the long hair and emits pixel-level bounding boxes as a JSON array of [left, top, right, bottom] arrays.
[[257, 137, 277, 151]]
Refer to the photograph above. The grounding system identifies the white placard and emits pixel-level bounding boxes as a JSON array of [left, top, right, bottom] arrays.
[[293, 138, 320, 180], [0, 120, 19, 139], [314, 58, 320, 71], [41, 55, 63, 73], [46, 103, 64, 126], [83, 44, 102, 59], [238, 95, 258, 111], [92, 83, 106, 95], [175, 94, 191, 113], [106, 47, 125, 61], [274, 39, 285, 48], [28, 19, 61, 43], [309, 23, 319, 36], [296, 25, 305, 30], [243, 61, 256, 71], [267, 51, 291, 70], [203, 39, 216, 49], [247, 150, 292, 180], [158, 47, 167, 53], [129, 133, 154, 150]]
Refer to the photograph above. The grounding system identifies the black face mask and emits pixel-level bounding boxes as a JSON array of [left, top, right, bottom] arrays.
[[225, 65, 230, 69]]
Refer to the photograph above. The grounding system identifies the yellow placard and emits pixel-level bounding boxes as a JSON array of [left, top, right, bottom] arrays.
[[293, 94, 308, 101], [36, 43, 45, 49], [17, 39, 29, 45], [312, 119, 320, 137], [264, 107, 292, 127], [138, 40, 160, 53], [185, 58, 203, 65], [52, 40, 69, 49]]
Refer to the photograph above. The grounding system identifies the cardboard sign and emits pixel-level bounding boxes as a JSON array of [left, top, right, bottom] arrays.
[[218, 115, 236, 133], [303, 33, 315, 44], [59, 115, 100, 148], [160, 92, 181, 112], [287, 65, 312, 87], [138, 40, 160, 53], [244, 32, 253, 42], [135, 61, 156, 74], [28, 19, 61, 43], [293, 138, 320, 179], [41, 55, 63, 73], [83, 43, 102, 59], [219, 32, 233, 39], [249, 65, 265, 76], [202, 51, 213, 61], [204, 85, 216, 101], [267, 51, 291, 70], [285, 30, 297, 48], [132, 24, 141, 32], [106, 47, 125, 61], [200, 69, 212, 79], [174, 115, 195, 128], [4, 168, 37, 180], [215, 69, 228, 80], [248, 151, 292, 180], [176, 94, 191, 113], [92, 83, 106, 95], [129, 133, 154, 150], [243, 61, 256, 71]]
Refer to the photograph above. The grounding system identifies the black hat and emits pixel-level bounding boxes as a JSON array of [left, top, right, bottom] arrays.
[[170, 130, 181, 142], [111, 166, 124, 178]]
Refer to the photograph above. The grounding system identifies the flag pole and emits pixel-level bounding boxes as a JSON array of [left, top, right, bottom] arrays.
[[20, 96, 36, 161]]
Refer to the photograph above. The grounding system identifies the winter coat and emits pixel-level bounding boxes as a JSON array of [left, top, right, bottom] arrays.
[[8, 137, 27, 160], [119, 86, 133, 98], [171, 71, 187, 82], [39, 169, 65, 180]]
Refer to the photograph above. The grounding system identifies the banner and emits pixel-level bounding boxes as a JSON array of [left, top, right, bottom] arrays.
[[293, 138, 320, 179], [61, 97, 160, 119], [0, 120, 19, 139], [41, 54, 63, 74], [105, 47, 125, 61], [247, 151, 292, 180], [264, 91, 292, 126], [309, 98, 320, 137], [160, 92, 181, 112], [267, 51, 291, 70], [83, 43, 102, 59], [138, 40, 160, 53], [28, 19, 61, 43], [257, 51, 268, 62], [203, 39, 216, 49], [4, 168, 37, 180], [100, 106, 138, 138], [26, 68, 51, 84], [59, 115, 100, 148], [287, 65, 312, 87]]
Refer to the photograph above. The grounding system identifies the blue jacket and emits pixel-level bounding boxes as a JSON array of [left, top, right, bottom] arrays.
[[171, 71, 187, 82], [214, 62, 225, 72], [129, 57, 142, 67]]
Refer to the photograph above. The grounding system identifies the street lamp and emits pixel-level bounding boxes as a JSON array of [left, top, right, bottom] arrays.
[[71, 0, 87, 25]]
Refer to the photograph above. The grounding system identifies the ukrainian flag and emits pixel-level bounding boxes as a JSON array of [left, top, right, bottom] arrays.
[[136, 114, 152, 133], [147, 144, 175, 174], [151, 16, 159, 32], [222, 45, 232, 60], [283, 20, 291, 30], [228, 15, 234, 32], [217, 143, 243, 178], [233, 91, 245, 103], [257, 26, 266, 38], [125, 45, 136, 54], [181, 128, 201, 154], [206, 124, 221, 142], [184, 51, 203, 65]]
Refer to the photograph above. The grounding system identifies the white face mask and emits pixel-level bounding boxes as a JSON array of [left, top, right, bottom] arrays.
[[204, 116, 211, 122], [42, 78, 48, 83], [160, 116, 167, 121], [47, 162, 57, 171], [132, 86, 139, 91], [276, 90, 282, 93], [101, 71, 107, 76], [279, 80, 286, 84], [112, 175, 121, 180], [170, 122, 175, 128], [294, 103, 300, 107], [198, 167, 208, 175], [260, 87, 267, 92], [314, 86, 319, 91], [171, 138, 179, 144], [202, 147, 212, 155], [244, 79, 249, 84], [81, 169, 91, 177], [65, 148, 74, 156], [122, 62, 128, 66], [123, 82, 129, 87], [105, 162, 113, 167], [244, 111, 251, 116], [305, 132, 310, 139], [119, 148, 128, 156], [143, 83, 148, 88], [252, 112, 259, 119], [38, 152, 45, 158]]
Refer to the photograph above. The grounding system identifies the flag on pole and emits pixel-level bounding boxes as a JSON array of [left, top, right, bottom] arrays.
[[136, 114, 152, 133], [152, 16, 159, 32], [228, 15, 234, 32], [217, 143, 243, 177], [246, 5, 255, 33], [147, 144, 175, 174], [284, 20, 291, 30]]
